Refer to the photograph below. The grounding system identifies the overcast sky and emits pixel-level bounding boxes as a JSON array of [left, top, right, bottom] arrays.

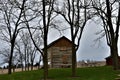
[[77, 20, 110, 61]]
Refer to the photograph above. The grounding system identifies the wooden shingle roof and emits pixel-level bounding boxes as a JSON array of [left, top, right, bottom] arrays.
[[47, 36, 73, 48]]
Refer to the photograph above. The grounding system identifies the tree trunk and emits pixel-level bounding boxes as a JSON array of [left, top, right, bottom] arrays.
[[27, 63, 29, 71], [72, 44, 77, 77], [8, 43, 14, 74], [43, 28, 48, 80], [71, 32, 77, 77], [25, 52, 27, 71], [31, 62, 33, 70], [21, 64, 24, 71], [38, 55, 42, 69], [111, 40, 120, 70], [43, 50, 48, 80], [42, 0, 48, 79]]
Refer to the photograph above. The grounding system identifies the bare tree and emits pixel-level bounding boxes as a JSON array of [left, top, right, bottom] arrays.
[[14, 30, 41, 71], [0, 0, 27, 74], [22, 0, 57, 79], [20, 32, 31, 71], [54, 0, 93, 76], [91, 0, 120, 70], [21, 32, 38, 71], [41, 0, 58, 79]]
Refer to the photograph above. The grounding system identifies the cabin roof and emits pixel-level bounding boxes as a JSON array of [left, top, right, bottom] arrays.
[[47, 36, 73, 49], [105, 55, 120, 59]]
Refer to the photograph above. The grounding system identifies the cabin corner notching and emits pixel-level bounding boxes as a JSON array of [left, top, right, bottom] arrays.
[[47, 36, 72, 68]]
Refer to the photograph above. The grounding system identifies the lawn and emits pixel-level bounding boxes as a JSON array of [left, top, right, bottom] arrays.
[[0, 66, 119, 80]]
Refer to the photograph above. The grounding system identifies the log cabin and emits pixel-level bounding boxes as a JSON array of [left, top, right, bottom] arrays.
[[47, 36, 73, 68]]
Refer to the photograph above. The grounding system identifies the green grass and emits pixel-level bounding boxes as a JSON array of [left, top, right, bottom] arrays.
[[0, 66, 119, 80]]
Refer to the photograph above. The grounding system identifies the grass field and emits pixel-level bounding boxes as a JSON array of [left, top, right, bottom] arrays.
[[0, 66, 119, 80]]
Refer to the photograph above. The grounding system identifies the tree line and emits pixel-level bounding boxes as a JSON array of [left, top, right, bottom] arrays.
[[0, 0, 120, 80]]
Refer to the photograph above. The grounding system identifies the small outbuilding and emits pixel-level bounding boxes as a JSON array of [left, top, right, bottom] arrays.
[[47, 36, 73, 68], [105, 56, 120, 65]]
